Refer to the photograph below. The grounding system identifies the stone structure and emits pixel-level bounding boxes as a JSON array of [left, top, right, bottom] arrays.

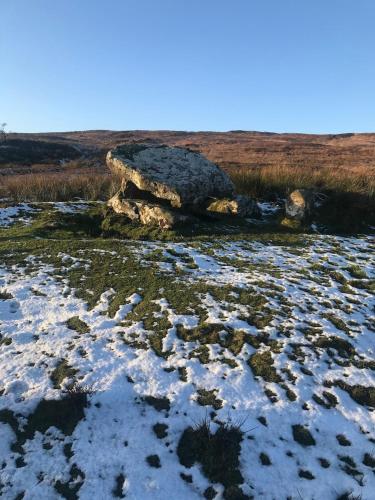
[[107, 144, 259, 228], [107, 144, 235, 209]]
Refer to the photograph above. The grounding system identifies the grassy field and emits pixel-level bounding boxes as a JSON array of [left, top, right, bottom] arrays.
[[0, 203, 374, 499]]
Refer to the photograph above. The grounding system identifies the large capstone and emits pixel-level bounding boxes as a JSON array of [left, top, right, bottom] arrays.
[[106, 144, 235, 209]]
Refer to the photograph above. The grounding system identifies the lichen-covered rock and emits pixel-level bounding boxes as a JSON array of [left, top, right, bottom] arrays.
[[107, 144, 235, 208], [108, 191, 188, 229], [207, 195, 260, 217], [285, 189, 314, 221]]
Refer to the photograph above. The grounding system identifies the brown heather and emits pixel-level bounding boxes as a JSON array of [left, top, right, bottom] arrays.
[[0, 172, 120, 202], [0, 165, 373, 205]]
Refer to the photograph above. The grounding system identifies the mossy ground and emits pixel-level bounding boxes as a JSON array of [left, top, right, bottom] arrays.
[[0, 202, 374, 499]]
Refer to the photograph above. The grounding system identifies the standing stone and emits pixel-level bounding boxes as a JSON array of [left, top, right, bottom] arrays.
[[106, 144, 235, 209], [285, 189, 314, 221]]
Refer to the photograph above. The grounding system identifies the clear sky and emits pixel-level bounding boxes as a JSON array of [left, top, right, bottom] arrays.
[[1, 0, 375, 133]]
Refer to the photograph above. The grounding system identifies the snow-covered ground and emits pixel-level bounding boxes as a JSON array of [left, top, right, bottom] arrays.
[[0, 203, 39, 227], [0, 205, 374, 499]]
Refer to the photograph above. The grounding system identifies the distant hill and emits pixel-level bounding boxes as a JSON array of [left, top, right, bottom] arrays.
[[1, 130, 375, 175]]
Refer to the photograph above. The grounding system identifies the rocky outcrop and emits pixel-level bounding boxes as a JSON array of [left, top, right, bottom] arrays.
[[207, 195, 259, 217], [107, 144, 235, 209], [285, 189, 314, 221]]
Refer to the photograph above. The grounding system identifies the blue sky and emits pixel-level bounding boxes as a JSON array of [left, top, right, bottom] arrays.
[[1, 0, 374, 133]]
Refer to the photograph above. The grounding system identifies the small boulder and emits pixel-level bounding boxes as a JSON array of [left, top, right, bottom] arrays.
[[106, 144, 235, 209], [285, 189, 314, 221], [108, 191, 188, 229], [206, 195, 260, 217]]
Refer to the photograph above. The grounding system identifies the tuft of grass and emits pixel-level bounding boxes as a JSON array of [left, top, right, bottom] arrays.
[[346, 265, 368, 279], [0, 289, 13, 300], [336, 492, 362, 500], [318, 458, 330, 468], [54, 463, 85, 500], [292, 424, 316, 447], [259, 452, 271, 466], [144, 396, 170, 412], [178, 367, 188, 382], [177, 419, 249, 499], [146, 454, 161, 468], [50, 359, 78, 389], [336, 434, 352, 447], [112, 474, 126, 498], [153, 423, 168, 439], [363, 453, 375, 468]]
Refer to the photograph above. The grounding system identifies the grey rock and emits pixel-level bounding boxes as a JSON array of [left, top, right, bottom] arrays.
[[206, 195, 260, 217], [108, 191, 189, 229], [285, 189, 314, 221], [106, 144, 235, 208]]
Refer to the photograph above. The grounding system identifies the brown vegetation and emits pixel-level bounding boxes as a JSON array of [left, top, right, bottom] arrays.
[[0, 172, 118, 202], [230, 164, 374, 199], [0, 131, 374, 221]]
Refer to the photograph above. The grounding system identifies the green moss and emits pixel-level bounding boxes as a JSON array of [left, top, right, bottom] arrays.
[[0, 335, 12, 346], [66, 317, 90, 334], [176, 322, 223, 344], [314, 390, 338, 409], [314, 336, 355, 358], [326, 380, 375, 408], [196, 389, 223, 410], [323, 313, 351, 335], [189, 345, 210, 364], [248, 350, 281, 383]]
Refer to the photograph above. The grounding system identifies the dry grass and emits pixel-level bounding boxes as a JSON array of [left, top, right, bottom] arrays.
[[228, 165, 375, 200], [0, 165, 373, 218], [0, 172, 120, 202]]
